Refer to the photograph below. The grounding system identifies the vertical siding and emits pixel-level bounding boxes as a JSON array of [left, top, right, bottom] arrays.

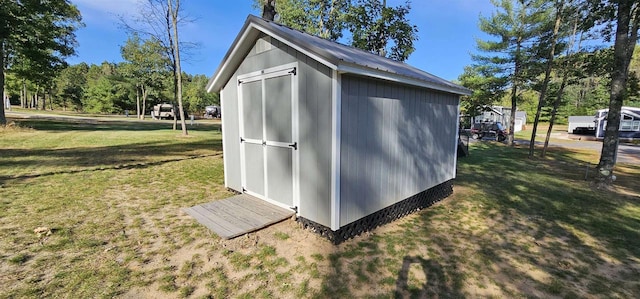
[[221, 80, 241, 191], [220, 35, 333, 227], [297, 51, 333, 227], [339, 75, 460, 226]]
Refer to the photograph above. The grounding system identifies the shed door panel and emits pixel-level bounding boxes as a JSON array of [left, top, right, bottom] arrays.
[[242, 81, 263, 141], [265, 76, 292, 143], [244, 143, 265, 195], [239, 68, 296, 209], [266, 146, 293, 205], [240, 80, 265, 197], [264, 75, 294, 207]]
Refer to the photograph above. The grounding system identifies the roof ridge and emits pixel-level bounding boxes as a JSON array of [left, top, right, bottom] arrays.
[[251, 14, 414, 66]]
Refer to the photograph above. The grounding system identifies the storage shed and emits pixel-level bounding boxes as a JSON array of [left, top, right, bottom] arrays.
[[206, 15, 472, 242]]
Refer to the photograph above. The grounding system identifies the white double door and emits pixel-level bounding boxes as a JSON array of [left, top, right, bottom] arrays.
[[238, 66, 298, 210]]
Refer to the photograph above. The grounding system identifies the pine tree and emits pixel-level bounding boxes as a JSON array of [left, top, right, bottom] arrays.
[[474, 0, 549, 146]]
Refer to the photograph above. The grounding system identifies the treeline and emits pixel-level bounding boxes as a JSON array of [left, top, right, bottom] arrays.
[[460, 46, 640, 123], [458, 0, 640, 126], [4, 61, 218, 117]]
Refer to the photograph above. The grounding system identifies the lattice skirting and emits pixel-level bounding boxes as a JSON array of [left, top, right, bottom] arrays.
[[298, 180, 454, 244]]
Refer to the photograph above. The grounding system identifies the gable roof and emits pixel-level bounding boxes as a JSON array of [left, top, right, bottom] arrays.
[[207, 15, 472, 96], [596, 106, 640, 120]]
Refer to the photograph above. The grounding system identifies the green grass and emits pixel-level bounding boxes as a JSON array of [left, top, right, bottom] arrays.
[[1, 113, 639, 298]]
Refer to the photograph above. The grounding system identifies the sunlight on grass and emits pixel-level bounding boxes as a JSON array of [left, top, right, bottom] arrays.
[[1, 117, 638, 298]]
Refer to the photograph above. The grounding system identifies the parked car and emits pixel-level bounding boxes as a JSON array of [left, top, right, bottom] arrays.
[[204, 105, 221, 119], [470, 122, 507, 142]]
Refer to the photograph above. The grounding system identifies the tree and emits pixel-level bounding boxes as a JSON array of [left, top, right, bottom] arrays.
[[256, 0, 417, 61], [123, 0, 190, 134], [121, 34, 168, 119], [586, 0, 640, 186], [168, 0, 188, 136], [254, 0, 350, 41], [0, 0, 83, 125], [474, 0, 549, 146], [54, 62, 88, 111], [262, 0, 277, 21], [82, 62, 131, 114], [346, 0, 418, 61], [528, 0, 570, 158], [183, 74, 219, 114], [540, 3, 586, 157], [457, 65, 508, 114]]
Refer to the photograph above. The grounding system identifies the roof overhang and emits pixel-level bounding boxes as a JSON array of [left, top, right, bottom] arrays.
[[336, 63, 472, 96], [207, 15, 472, 97], [206, 16, 338, 93]]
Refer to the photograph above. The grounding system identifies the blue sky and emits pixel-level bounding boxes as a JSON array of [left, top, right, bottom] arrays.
[[68, 0, 495, 81]]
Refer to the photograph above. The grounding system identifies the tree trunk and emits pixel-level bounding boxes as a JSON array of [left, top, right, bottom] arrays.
[[42, 89, 47, 111], [529, 0, 564, 158], [136, 84, 141, 119], [21, 81, 26, 108], [542, 74, 568, 157], [508, 41, 521, 147], [164, 1, 178, 131], [596, 1, 639, 186], [543, 15, 582, 158], [262, 0, 276, 21], [141, 84, 148, 120], [169, 0, 187, 136], [0, 41, 6, 126], [33, 91, 38, 110]]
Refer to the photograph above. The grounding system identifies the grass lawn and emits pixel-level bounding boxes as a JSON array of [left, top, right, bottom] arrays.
[[1, 116, 639, 298]]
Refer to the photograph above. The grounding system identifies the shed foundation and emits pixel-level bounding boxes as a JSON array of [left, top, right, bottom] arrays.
[[298, 180, 454, 244]]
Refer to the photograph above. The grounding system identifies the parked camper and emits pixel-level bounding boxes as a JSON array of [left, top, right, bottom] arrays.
[[595, 107, 640, 141], [151, 103, 175, 120]]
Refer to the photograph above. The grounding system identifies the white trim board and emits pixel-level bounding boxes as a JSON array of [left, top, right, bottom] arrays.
[[330, 70, 342, 231]]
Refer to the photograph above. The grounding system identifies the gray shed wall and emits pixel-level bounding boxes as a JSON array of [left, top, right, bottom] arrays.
[[339, 75, 459, 226], [221, 35, 333, 227]]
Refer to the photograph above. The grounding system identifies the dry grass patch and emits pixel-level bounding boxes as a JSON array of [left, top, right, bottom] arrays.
[[1, 117, 638, 298]]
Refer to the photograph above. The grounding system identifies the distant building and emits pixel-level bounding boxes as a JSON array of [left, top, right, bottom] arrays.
[[568, 116, 596, 134], [472, 106, 526, 132]]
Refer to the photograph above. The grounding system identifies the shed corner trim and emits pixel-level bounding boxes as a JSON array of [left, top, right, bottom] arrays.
[[330, 69, 342, 231]]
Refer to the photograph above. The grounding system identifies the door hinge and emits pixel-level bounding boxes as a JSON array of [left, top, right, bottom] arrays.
[[289, 67, 297, 76], [289, 142, 298, 150]]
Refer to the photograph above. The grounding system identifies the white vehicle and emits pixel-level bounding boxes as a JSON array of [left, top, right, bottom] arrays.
[[151, 104, 175, 120]]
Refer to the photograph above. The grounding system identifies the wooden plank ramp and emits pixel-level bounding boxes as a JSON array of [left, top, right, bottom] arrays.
[[183, 194, 295, 239]]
